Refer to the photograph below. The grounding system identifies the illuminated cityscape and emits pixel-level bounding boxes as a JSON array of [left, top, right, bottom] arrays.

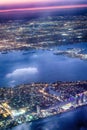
[[0, 4, 87, 130], [0, 81, 87, 129], [0, 14, 87, 52]]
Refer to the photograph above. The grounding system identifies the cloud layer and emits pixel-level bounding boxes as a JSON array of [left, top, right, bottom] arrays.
[[6, 67, 38, 78]]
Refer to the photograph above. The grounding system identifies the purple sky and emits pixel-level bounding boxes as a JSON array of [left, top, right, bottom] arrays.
[[0, 0, 87, 12]]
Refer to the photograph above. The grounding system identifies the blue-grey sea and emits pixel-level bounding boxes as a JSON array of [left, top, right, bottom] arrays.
[[0, 42, 87, 87]]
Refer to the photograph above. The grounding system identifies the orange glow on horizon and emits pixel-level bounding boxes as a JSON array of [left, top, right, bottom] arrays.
[[0, 4, 87, 13]]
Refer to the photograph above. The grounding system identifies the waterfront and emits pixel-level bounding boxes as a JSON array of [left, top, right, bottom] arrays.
[[11, 105, 87, 130], [0, 42, 87, 87]]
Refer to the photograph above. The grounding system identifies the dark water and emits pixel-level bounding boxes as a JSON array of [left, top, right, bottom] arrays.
[[11, 105, 87, 130], [0, 42, 87, 87]]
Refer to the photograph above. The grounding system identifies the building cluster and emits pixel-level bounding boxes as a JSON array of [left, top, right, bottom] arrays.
[[54, 48, 87, 60], [0, 14, 87, 52], [0, 81, 87, 129]]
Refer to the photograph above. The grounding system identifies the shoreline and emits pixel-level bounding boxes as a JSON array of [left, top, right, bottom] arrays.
[[7, 104, 87, 130], [0, 42, 87, 54], [30, 103, 87, 123]]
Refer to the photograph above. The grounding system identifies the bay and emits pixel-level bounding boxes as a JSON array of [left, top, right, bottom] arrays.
[[0, 42, 87, 87]]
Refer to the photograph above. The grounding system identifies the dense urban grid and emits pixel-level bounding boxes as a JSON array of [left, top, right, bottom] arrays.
[[0, 80, 87, 129], [0, 14, 87, 52]]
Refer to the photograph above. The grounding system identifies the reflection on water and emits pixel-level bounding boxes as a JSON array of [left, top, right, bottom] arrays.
[[11, 105, 87, 130], [0, 43, 87, 87]]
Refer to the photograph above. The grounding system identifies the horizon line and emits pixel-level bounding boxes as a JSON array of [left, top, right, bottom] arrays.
[[0, 4, 87, 13]]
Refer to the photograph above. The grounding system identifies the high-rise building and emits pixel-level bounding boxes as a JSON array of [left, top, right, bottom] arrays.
[[36, 105, 41, 116]]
